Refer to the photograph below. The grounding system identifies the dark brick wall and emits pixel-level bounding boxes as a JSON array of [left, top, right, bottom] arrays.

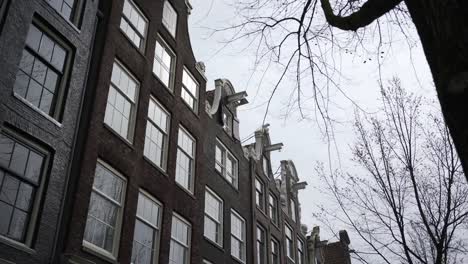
[[200, 111, 254, 264], [61, 0, 214, 263], [0, 0, 99, 263]]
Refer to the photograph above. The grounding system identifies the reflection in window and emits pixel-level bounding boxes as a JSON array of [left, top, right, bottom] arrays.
[[0, 132, 46, 244], [169, 214, 191, 264], [181, 69, 198, 112], [153, 38, 175, 89], [175, 127, 195, 193], [83, 161, 126, 257], [162, 1, 177, 37], [104, 61, 139, 142], [204, 188, 223, 245], [131, 191, 162, 264], [120, 0, 148, 49], [14, 24, 68, 119], [144, 97, 170, 170]]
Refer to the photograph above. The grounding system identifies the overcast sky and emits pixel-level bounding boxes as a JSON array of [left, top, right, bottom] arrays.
[[187, 0, 435, 242]]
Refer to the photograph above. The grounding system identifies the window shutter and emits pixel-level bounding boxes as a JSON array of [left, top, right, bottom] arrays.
[[233, 118, 240, 140]]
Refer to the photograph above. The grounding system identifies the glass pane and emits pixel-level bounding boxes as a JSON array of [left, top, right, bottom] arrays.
[[26, 79, 43, 108], [0, 201, 13, 235], [39, 89, 53, 114], [9, 143, 29, 176], [38, 34, 54, 62], [26, 25, 42, 51], [134, 220, 154, 247], [0, 134, 14, 167], [19, 50, 35, 74], [16, 183, 33, 211], [14, 72, 30, 98], [51, 43, 66, 71], [9, 209, 27, 241], [31, 59, 47, 84], [24, 151, 43, 184], [45, 69, 59, 93], [0, 175, 20, 205], [94, 163, 124, 202], [88, 193, 118, 226]]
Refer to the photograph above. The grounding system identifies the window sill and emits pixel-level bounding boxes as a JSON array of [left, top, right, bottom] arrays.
[[151, 72, 175, 96], [231, 255, 246, 264], [214, 170, 239, 192], [0, 235, 36, 255], [103, 123, 135, 150], [143, 156, 169, 177], [175, 182, 196, 200], [82, 241, 118, 264], [203, 236, 224, 252], [13, 92, 63, 128], [43, 1, 82, 34]]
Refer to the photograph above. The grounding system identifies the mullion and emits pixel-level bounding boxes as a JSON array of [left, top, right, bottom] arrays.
[[123, 16, 144, 40]]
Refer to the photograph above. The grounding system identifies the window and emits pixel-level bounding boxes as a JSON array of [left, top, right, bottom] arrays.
[[131, 191, 162, 264], [268, 193, 278, 224], [169, 214, 191, 264], [153, 38, 175, 89], [230, 210, 246, 262], [256, 225, 266, 264], [290, 199, 296, 222], [83, 161, 126, 258], [204, 188, 223, 246], [0, 132, 48, 245], [46, 0, 83, 23], [271, 238, 280, 264], [162, 1, 177, 37], [144, 97, 170, 170], [120, 0, 148, 49], [285, 225, 294, 261], [222, 109, 233, 135], [214, 140, 238, 188], [255, 178, 265, 211], [175, 127, 195, 193], [14, 23, 69, 120], [203, 260, 213, 264], [297, 239, 305, 264], [181, 68, 199, 112], [262, 156, 269, 177], [104, 61, 139, 142]]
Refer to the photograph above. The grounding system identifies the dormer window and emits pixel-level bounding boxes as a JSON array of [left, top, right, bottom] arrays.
[[262, 155, 269, 177], [162, 1, 177, 38], [222, 108, 233, 135]]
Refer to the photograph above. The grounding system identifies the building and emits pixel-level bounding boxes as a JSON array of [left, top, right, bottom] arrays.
[[244, 127, 309, 264], [0, 0, 99, 263], [0, 1, 311, 264], [307, 227, 352, 264]]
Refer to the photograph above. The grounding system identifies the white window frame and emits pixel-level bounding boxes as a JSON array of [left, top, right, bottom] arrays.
[[214, 139, 238, 188], [255, 178, 265, 211], [175, 126, 196, 193], [290, 199, 297, 222], [271, 237, 280, 264], [169, 213, 191, 264], [104, 60, 139, 143], [181, 67, 199, 113], [162, 0, 177, 38], [83, 160, 127, 260], [120, 0, 148, 50], [222, 108, 233, 135], [153, 36, 176, 90], [285, 224, 295, 262], [131, 190, 163, 264], [144, 96, 170, 171], [256, 224, 266, 264], [297, 238, 305, 264], [268, 193, 278, 224], [230, 209, 246, 263], [204, 187, 223, 246]]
